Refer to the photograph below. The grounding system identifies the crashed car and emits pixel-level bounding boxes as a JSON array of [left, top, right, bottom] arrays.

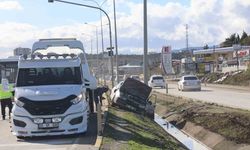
[[111, 78, 156, 119]]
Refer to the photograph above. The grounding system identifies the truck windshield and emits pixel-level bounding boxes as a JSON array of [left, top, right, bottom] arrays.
[[16, 67, 82, 87]]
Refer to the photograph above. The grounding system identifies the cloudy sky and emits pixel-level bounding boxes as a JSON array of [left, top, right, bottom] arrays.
[[0, 0, 250, 58]]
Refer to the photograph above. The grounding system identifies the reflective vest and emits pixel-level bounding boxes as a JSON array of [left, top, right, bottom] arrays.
[[0, 84, 13, 100]]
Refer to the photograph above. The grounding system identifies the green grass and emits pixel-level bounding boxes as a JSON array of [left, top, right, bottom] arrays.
[[101, 107, 186, 150]]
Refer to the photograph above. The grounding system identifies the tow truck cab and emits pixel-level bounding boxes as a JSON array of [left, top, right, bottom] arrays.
[[11, 38, 97, 137]]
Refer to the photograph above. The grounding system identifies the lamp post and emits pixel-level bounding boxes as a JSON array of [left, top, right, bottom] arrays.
[[85, 23, 99, 66], [81, 0, 107, 86], [82, 33, 93, 68], [48, 0, 114, 88], [233, 34, 241, 71], [143, 0, 148, 84], [113, 0, 119, 84]]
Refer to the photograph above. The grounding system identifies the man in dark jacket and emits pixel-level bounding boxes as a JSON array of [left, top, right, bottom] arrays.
[[94, 86, 109, 107]]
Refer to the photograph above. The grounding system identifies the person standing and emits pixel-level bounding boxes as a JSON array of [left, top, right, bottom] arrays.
[[0, 78, 13, 120]]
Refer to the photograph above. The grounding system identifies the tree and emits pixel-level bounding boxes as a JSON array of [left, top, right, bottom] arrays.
[[241, 36, 250, 45], [220, 33, 240, 47], [241, 31, 248, 41], [203, 44, 209, 49]]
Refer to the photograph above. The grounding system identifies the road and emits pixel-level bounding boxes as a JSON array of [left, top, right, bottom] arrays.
[[0, 113, 98, 150], [155, 83, 250, 110]]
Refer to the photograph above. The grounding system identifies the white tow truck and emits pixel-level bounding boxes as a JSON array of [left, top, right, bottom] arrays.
[[11, 38, 97, 138]]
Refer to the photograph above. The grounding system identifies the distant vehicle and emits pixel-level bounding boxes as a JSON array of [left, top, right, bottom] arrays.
[[12, 38, 97, 138], [111, 78, 156, 119], [148, 75, 166, 88], [130, 75, 140, 81], [178, 75, 201, 91]]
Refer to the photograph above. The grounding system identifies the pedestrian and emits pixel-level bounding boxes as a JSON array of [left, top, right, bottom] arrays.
[[98, 86, 109, 106], [0, 78, 14, 120], [93, 86, 109, 108]]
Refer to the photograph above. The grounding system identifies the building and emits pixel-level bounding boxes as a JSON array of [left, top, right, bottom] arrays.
[[13, 47, 31, 56], [193, 46, 250, 73], [0, 47, 31, 83], [118, 64, 143, 75], [0, 56, 19, 83]]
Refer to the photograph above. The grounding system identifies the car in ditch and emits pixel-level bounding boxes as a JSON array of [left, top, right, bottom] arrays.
[[111, 78, 156, 119]]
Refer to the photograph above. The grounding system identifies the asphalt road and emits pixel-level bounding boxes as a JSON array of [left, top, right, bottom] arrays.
[[155, 83, 250, 110], [0, 113, 98, 150]]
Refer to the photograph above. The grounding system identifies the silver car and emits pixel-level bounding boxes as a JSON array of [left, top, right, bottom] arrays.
[[178, 75, 201, 91], [148, 75, 166, 89]]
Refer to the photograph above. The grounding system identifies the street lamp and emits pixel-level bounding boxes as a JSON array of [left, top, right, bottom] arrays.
[[82, 33, 93, 68], [81, 0, 107, 86], [85, 22, 109, 85], [143, 0, 148, 84], [85, 23, 99, 66], [113, 0, 119, 84], [48, 0, 115, 88]]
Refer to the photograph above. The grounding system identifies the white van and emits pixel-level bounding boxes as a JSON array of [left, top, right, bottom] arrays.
[[11, 38, 97, 138]]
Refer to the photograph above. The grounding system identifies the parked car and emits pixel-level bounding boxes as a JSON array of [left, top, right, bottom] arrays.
[[148, 75, 166, 88], [178, 75, 201, 91], [130, 75, 140, 81], [111, 78, 156, 119]]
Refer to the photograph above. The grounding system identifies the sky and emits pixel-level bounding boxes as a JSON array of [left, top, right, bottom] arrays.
[[0, 0, 250, 58]]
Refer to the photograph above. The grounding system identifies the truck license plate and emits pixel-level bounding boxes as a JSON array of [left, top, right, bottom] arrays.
[[38, 123, 58, 129]]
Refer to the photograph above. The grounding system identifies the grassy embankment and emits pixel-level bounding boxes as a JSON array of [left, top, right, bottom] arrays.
[[101, 107, 187, 150], [154, 91, 250, 145], [201, 66, 250, 86]]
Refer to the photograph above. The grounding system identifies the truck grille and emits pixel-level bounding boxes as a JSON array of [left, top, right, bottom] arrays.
[[18, 95, 76, 115]]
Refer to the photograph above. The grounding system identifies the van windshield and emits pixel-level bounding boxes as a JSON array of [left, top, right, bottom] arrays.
[[16, 67, 82, 87]]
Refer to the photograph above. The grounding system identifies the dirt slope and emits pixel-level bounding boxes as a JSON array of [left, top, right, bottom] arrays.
[[154, 91, 250, 150]]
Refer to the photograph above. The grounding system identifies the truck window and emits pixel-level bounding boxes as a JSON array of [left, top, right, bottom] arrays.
[[16, 67, 82, 87]]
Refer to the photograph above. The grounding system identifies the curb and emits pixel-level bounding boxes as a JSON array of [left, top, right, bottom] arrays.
[[94, 100, 109, 149]]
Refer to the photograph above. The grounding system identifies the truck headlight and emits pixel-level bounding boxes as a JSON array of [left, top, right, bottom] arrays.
[[71, 94, 85, 105], [34, 118, 43, 124], [52, 117, 62, 123], [14, 98, 24, 107]]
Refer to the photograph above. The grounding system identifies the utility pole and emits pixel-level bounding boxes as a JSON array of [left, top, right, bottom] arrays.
[[213, 45, 215, 73], [49, 0, 115, 88], [113, 0, 119, 84], [185, 24, 190, 57], [143, 0, 148, 84]]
